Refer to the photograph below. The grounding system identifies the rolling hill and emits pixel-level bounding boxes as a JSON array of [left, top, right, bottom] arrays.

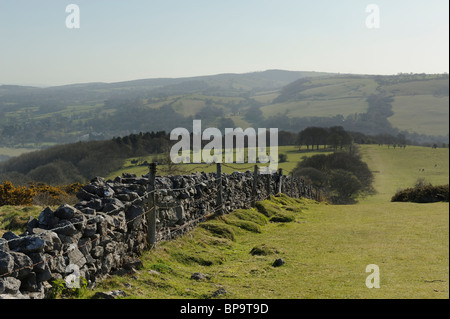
[[0, 70, 448, 156]]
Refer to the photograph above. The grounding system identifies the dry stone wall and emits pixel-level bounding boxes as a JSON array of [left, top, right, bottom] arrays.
[[0, 170, 315, 299]]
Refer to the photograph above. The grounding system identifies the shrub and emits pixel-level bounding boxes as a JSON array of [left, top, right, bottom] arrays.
[[278, 154, 288, 163], [0, 180, 84, 207], [328, 169, 362, 204], [391, 184, 449, 203], [0, 181, 37, 206]]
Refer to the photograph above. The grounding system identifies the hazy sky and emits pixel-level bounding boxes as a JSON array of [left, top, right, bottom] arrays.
[[0, 0, 448, 86]]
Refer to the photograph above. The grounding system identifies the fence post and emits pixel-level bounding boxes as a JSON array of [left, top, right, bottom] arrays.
[[290, 173, 294, 198], [278, 168, 283, 194], [147, 162, 157, 248], [251, 165, 258, 207], [216, 163, 223, 216]]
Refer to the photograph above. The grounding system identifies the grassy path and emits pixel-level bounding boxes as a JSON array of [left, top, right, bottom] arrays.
[[79, 145, 448, 299]]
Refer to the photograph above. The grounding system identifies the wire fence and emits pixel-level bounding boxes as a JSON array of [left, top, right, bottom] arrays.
[[0, 162, 320, 281]]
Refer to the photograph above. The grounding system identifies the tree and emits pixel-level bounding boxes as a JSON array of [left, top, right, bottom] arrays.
[[328, 126, 352, 150], [328, 169, 362, 203], [278, 154, 288, 163], [298, 127, 327, 150], [292, 149, 373, 204], [295, 167, 327, 188]]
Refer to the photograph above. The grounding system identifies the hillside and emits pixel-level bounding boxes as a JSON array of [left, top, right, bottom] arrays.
[[0, 144, 448, 299], [75, 144, 448, 299], [260, 74, 449, 139], [0, 71, 448, 155], [0, 70, 328, 147]]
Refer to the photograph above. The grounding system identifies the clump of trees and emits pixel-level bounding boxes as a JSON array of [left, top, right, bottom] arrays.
[[293, 149, 374, 204], [0, 131, 172, 186], [296, 126, 353, 150]]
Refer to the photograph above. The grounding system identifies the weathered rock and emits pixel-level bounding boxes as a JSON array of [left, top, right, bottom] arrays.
[[26, 217, 39, 233], [53, 220, 78, 237], [54, 204, 78, 220], [9, 251, 33, 279], [20, 272, 38, 292], [101, 253, 114, 274], [67, 246, 86, 268], [0, 251, 14, 276], [46, 254, 66, 274], [122, 256, 143, 271], [91, 246, 104, 259], [33, 230, 62, 253], [29, 253, 51, 281], [102, 198, 125, 213], [272, 258, 285, 267], [85, 198, 103, 210], [76, 188, 99, 201], [79, 207, 96, 215], [0, 277, 21, 295], [191, 272, 207, 281], [0, 238, 8, 252], [93, 289, 126, 299], [18, 237, 45, 254], [212, 287, 228, 298], [125, 205, 144, 230], [174, 205, 185, 224], [2, 231, 21, 251], [70, 211, 87, 231], [83, 220, 97, 237], [38, 207, 54, 229]]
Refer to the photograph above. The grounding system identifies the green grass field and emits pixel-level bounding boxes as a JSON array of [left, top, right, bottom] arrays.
[[0, 147, 36, 159], [75, 144, 448, 299], [106, 146, 331, 179], [389, 95, 449, 136]]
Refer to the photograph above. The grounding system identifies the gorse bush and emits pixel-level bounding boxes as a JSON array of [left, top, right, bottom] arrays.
[[0, 181, 37, 206], [391, 184, 449, 203], [0, 180, 83, 206]]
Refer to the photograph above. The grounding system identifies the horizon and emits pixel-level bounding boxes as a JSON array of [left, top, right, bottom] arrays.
[[0, 0, 448, 86], [1, 68, 448, 88]]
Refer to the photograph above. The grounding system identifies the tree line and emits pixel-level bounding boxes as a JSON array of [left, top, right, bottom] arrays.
[[0, 125, 425, 187]]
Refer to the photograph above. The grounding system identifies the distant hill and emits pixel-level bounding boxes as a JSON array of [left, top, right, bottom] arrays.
[[0, 70, 448, 149], [260, 73, 449, 140]]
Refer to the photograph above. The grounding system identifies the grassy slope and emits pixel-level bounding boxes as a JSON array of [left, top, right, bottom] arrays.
[[389, 95, 449, 136], [106, 146, 331, 179], [79, 144, 448, 299], [0, 206, 42, 237], [260, 76, 449, 137], [261, 77, 376, 118]]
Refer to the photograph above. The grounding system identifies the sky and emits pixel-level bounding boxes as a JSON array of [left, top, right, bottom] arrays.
[[0, 0, 448, 86]]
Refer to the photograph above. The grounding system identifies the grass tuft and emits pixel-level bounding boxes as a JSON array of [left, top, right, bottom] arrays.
[[199, 222, 236, 241], [249, 244, 279, 256]]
